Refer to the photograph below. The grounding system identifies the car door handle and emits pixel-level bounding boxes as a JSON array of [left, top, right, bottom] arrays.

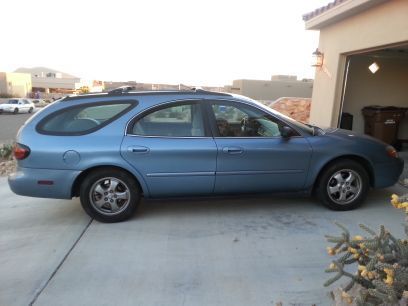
[[128, 146, 149, 153], [222, 147, 244, 154]]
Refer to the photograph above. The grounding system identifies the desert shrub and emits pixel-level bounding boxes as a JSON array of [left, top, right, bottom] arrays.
[[324, 193, 408, 305], [0, 144, 13, 160]]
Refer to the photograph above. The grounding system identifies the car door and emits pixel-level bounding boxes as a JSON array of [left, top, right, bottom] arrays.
[[18, 100, 25, 111], [22, 100, 31, 112], [121, 100, 217, 197], [207, 100, 312, 194]]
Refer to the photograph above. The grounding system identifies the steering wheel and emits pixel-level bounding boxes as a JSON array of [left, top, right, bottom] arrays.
[[240, 117, 260, 136]]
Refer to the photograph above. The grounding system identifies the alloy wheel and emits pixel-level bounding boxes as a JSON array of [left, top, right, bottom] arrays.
[[89, 177, 131, 216], [327, 169, 362, 205]]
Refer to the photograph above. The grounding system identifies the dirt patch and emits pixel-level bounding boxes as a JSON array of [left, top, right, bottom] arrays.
[[0, 159, 16, 177]]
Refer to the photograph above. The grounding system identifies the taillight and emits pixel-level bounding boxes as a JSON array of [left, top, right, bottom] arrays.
[[386, 146, 398, 158], [13, 143, 30, 160]]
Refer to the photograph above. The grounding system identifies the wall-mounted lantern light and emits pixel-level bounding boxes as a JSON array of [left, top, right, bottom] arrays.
[[311, 48, 324, 68], [368, 62, 380, 74]]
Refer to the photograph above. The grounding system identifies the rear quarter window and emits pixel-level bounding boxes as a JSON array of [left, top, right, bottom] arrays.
[[37, 101, 136, 135]]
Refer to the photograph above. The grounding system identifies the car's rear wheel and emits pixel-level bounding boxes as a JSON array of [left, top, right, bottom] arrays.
[[13, 108, 18, 114], [316, 159, 369, 210], [80, 168, 140, 222]]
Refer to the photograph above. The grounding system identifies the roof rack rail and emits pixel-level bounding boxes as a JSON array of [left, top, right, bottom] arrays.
[[62, 87, 232, 101], [108, 86, 135, 95]]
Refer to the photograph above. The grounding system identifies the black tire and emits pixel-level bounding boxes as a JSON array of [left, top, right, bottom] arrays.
[[28, 107, 33, 113], [80, 168, 140, 222], [13, 108, 18, 114], [316, 159, 369, 211]]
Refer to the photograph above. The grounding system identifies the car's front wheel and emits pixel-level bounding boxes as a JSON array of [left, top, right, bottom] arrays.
[[316, 159, 369, 210], [28, 107, 33, 113], [80, 168, 141, 222]]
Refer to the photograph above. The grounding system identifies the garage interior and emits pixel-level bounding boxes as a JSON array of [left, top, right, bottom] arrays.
[[339, 44, 408, 152]]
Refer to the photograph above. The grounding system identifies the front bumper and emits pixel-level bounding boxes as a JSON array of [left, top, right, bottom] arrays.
[[8, 167, 81, 199], [373, 158, 404, 188]]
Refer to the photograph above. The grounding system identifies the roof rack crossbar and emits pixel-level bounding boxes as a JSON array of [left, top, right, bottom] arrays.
[[108, 86, 135, 95]]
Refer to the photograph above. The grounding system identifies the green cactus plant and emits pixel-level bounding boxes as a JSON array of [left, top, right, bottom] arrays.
[[324, 193, 408, 305]]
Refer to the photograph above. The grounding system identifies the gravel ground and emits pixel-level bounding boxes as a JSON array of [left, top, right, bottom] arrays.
[[0, 159, 16, 176], [399, 151, 408, 188]]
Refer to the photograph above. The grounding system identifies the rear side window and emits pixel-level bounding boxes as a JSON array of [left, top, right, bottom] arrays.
[[37, 102, 135, 135]]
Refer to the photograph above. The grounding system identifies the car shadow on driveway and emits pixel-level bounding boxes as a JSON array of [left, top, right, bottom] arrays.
[[135, 183, 405, 223]]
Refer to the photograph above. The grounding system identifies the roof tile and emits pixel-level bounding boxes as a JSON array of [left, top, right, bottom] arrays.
[[302, 0, 347, 21]]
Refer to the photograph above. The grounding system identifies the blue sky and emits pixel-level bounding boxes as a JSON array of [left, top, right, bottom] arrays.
[[1, 0, 330, 85]]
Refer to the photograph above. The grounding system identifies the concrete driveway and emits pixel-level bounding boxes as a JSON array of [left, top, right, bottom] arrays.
[[1, 177, 407, 306]]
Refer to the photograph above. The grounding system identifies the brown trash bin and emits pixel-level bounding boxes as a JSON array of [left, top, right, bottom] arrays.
[[361, 106, 407, 145]]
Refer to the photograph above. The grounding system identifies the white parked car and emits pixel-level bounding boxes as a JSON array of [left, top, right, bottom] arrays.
[[31, 99, 44, 105], [0, 98, 35, 114]]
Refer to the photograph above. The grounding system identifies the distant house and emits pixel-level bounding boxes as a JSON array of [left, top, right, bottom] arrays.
[[229, 75, 313, 101], [15, 67, 104, 96], [304, 0, 408, 142], [0, 72, 32, 97]]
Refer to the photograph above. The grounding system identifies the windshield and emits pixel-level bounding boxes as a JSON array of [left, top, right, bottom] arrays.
[[248, 98, 315, 135]]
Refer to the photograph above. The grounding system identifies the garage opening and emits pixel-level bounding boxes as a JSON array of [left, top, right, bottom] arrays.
[[339, 45, 408, 152]]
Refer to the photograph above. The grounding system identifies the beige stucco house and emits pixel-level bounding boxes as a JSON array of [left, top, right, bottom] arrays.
[[0, 72, 32, 97], [15, 67, 104, 96], [304, 0, 408, 141]]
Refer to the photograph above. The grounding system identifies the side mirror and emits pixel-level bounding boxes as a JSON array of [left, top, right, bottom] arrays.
[[281, 126, 293, 138]]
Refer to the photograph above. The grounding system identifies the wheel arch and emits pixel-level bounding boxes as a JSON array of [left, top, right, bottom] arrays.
[[71, 165, 148, 198], [312, 155, 375, 193]]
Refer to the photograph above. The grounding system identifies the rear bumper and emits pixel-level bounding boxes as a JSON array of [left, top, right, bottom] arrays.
[[0, 107, 20, 113], [373, 158, 404, 188], [8, 167, 81, 199]]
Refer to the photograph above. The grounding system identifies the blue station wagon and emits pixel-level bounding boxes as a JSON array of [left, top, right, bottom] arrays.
[[8, 88, 404, 222]]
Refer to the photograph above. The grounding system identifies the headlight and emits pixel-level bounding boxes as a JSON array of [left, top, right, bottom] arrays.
[[386, 146, 398, 158]]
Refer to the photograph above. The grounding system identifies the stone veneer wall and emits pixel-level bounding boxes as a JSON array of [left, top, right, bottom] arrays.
[[260, 97, 312, 123]]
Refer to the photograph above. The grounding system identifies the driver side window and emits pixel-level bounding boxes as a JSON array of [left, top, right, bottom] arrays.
[[211, 102, 284, 137]]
